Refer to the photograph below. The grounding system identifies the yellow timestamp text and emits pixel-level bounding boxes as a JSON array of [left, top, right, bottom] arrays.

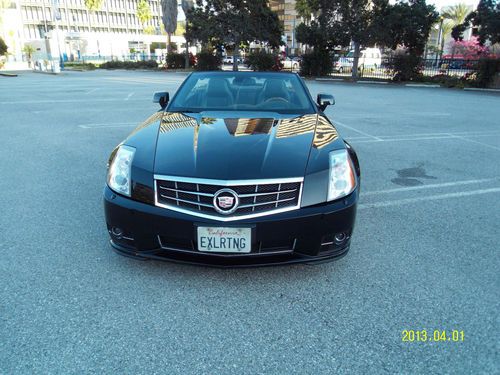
[[401, 330, 464, 342]]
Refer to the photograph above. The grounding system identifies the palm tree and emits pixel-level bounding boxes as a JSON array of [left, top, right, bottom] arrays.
[[440, 3, 472, 58], [161, 0, 178, 54], [295, 0, 315, 24], [440, 20, 454, 56], [181, 0, 194, 68], [441, 3, 471, 26], [22, 44, 35, 67], [137, 0, 153, 31]]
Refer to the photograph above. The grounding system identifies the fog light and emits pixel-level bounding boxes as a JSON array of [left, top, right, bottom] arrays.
[[111, 227, 123, 239], [334, 232, 347, 244]]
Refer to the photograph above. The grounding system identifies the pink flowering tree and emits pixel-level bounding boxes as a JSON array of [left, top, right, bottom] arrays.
[[448, 36, 490, 59]]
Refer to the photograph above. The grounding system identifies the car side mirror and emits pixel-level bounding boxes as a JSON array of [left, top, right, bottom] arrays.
[[317, 94, 335, 111], [153, 92, 169, 109]]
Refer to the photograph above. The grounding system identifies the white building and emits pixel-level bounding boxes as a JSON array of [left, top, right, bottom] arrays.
[[1, 0, 186, 64]]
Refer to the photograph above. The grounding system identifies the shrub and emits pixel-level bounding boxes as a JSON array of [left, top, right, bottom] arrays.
[[195, 51, 221, 71], [64, 62, 96, 70], [99, 60, 158, 70], [475, 58, 500, 88], [99, 60, 124, 69], [299, 51, 332, 76], [387, 52, 423, 82], [136, 59, 158, 69], [427, 74, 464, 88], [245, 50, 277, 71], [166, 53, 185, 69]]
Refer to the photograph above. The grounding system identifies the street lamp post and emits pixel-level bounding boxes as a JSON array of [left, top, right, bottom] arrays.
[[51, 0, 63, 69]]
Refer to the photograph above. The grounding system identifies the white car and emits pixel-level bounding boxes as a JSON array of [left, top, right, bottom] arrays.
[[282, 57, 301, 70], [223, 56, 243, 65], [334, 48, 382, 72]]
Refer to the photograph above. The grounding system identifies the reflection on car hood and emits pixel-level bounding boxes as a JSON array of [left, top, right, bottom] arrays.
[[153, 111, 340, 180]]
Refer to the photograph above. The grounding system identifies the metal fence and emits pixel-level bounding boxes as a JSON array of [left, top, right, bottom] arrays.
[[79, 54, 164, 64], [72, 55, 483, 80], [328, 58, 480, 80]]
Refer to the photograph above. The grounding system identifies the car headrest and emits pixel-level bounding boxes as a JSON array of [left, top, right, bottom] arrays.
[[207, 78, 231, 96], [263, 79, 289, 100]]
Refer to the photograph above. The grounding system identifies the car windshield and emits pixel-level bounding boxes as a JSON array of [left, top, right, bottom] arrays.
[[168, 72, 315, 114]]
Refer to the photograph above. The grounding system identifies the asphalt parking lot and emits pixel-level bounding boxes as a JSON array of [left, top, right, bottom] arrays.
[[1, 70, 499, 374]]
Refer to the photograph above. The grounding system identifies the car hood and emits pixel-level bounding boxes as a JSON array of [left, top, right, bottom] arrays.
[[153, 111, 337, 180]]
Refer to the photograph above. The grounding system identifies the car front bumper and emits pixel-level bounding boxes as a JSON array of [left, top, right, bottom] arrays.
[[103, 185, 358, 267]]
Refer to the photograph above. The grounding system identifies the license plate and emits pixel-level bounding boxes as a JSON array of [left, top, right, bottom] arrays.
[[197, 227, 252, 253]]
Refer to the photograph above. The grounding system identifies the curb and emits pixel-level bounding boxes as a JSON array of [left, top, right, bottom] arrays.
[[0, 72, 18, 77], [63, 68, 88, 72], [405, 84, 441, 88], [316, 78, 344, 82], [32, 70, 61, 75], [464, 87, 500, 93], [357, 80, 388, 85], [316, 77, 390, 85]]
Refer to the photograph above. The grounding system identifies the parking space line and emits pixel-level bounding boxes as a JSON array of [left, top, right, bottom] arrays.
[[0, 98, 133, 104], [359, 187, 500, 209], [105, 77, 184, 85], [345, 130, 500, 142], [78, 122, 137, 129], [334, 120, 383, 141], [377, 130, 500, 138], [363, 178, 498, 196], [353, 135, 456, 143], [448, 133, 500, 152]]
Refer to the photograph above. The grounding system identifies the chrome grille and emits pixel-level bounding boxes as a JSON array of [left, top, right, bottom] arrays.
[[154, 175, 303, 221]]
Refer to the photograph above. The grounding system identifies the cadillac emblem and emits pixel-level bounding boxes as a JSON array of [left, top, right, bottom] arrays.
[[213, 188, 239, 215]]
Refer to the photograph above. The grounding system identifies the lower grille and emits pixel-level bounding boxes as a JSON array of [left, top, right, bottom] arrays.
[[154, 175, 303, 221], [158, 235, 295, 255]]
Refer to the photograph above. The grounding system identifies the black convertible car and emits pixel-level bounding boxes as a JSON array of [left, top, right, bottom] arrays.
[[104, 72, 360, 266]]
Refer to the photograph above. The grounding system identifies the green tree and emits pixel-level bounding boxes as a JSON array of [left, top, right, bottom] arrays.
[[0, 37, 7, 56], [452, 0, 500, 45], [296, 0, 437, 78], [333, 0, 377, 78], [296, 0, 384, 78], [186, 0, 282, 71], [84, 0, 103, 11], [384, 0, 438, 55], [295, 0, 318, 24], [161, 0, 178, 53], [137, 0, 152, 30]]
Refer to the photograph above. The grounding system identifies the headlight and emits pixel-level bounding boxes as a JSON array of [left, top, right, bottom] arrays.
[[327, 149, 356, 201], [107, 145, 135, 197]]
